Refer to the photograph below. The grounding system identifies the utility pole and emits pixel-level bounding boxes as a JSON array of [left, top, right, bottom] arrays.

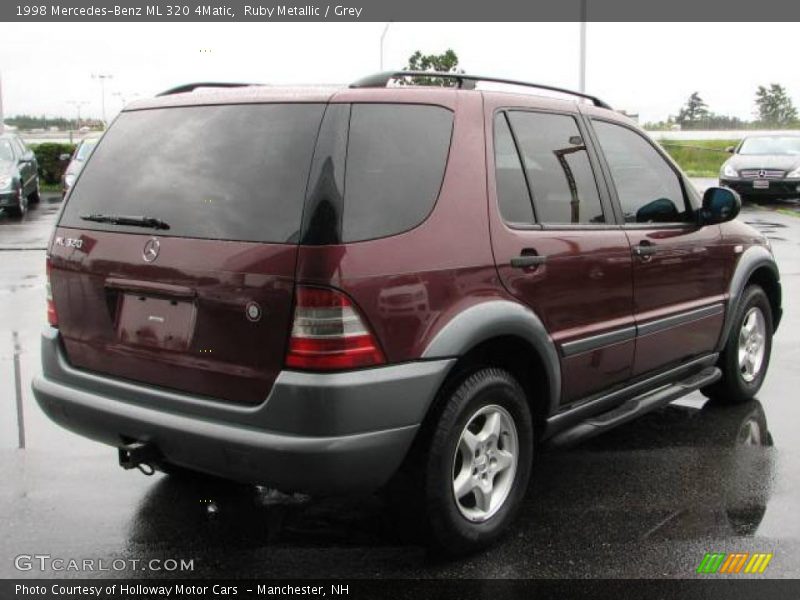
[[380, 23, 391, 71], [92, 73, 113, 127], [579, 0, 587, 93]]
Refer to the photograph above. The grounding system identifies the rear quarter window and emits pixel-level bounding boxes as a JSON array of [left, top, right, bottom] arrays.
[[342, 104, 454, 242]]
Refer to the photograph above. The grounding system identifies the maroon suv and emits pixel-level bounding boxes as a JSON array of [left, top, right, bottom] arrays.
[[33, 72, 782, 553]]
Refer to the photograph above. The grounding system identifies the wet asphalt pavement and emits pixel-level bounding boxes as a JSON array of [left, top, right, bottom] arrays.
[[1, 188, 799, 580]]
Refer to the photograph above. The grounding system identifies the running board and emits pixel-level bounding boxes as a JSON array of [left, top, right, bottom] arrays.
[[547, 366, 721, 448]]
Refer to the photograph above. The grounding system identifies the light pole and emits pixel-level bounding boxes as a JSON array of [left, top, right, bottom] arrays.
[[67, 100, 88, 130], [380, 22, 391, 71], [578, 0, 587, 93], [92, 73, 113, 127]]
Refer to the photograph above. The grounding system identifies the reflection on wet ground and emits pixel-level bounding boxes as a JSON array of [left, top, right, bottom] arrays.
[[113, 399, 776, 577], [5, 396, 784, 578]]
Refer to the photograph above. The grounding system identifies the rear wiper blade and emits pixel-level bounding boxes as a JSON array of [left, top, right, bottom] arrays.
[[80, 213, 170, 230]]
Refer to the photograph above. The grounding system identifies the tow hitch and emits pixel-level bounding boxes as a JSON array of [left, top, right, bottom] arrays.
[[118, 441, 159, 476]]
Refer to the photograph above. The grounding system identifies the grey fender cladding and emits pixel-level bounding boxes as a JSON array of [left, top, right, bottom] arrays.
[[717, 244, 781, 352], [421, 300, 561, 415]]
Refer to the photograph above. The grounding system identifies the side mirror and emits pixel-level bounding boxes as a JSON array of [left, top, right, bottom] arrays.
[[726, 146, 736, 154], [635, 197, 680, 223], [702, 187, 741, 224], [59, 153, 72, 161]]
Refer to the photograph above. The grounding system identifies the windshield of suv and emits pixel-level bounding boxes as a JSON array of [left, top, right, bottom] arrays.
[[0, 140, 14, 162], [738, 136, 800, 155], [60, 104, 326, 243]]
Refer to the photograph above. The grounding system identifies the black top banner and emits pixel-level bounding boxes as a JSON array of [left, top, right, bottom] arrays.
[[5, 0, 800, 22]]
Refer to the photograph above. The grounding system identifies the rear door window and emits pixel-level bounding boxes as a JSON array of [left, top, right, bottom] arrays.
[[60, 104, 326, 243], [506, 111, 605, 225], [342, 104, 454, 242]]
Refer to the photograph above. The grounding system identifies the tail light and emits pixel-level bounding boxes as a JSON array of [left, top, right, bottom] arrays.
[[285, 286, 385, 371], [46, 257, 58, 327]]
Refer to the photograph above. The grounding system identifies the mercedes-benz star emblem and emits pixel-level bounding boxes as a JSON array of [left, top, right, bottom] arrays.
[[142, 237, 161, 263], [245, 301, 262, 322], [758, 169, 767, 178]]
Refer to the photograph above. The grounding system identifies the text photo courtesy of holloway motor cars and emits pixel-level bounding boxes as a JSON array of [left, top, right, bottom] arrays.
[[1, 5, 800, 600]]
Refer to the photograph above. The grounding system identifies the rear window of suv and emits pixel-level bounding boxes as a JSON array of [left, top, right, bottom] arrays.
[[60, 104, 326, 243]]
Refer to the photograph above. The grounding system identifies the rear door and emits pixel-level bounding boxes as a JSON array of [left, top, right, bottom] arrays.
[[588, 117, 727, 376], [486, 98, 635, 404], [50, 103, 327, 405]]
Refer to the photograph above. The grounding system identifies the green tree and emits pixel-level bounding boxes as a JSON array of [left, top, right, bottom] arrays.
[[5, 114, 104, 131], [400, 49, 463, 86], [755, 84, 798, 127], [676, 92, 710, 129]]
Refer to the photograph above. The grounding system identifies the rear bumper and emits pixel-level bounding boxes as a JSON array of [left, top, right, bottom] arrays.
[[32, 328, 454, 493]]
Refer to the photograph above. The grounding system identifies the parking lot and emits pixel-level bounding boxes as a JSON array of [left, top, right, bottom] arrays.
[[1, 189, 799, 579]]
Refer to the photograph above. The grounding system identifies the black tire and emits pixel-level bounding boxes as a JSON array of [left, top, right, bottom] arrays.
[[423, 368, 533, 554], [28, 178, 41, 204], [7, 184, 27, 218], [702, 285, 773, 404]]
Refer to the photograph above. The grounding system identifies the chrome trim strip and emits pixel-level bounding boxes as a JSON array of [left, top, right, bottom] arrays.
[[559, 303, 725, 357], [561, 326, 636, 357], [637, 303, 724, 337]]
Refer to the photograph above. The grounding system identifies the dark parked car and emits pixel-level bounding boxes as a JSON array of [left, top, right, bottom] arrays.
[[32, 73, 782, 553], [0, 132, 40, 217], [61, 135, 100, 197], [720, 134, 800, 201]]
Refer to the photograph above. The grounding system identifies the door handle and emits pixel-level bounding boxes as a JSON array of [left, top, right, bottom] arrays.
[[633, 242, 657, 259], [510, 254, 548, 269]]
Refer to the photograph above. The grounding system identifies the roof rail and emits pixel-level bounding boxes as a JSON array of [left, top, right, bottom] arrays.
[[349, 71, 612, 109], [156, 82, 261, 97]]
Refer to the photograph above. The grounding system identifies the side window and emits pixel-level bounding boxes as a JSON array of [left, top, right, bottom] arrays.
[[593, 120, 689, 224], [342, 104, 453, 242], [494, 113, 534, 224], [507, 111, 605, 224]]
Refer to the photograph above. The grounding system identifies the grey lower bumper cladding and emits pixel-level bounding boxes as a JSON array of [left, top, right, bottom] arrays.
[[32, 328, 454, 493]]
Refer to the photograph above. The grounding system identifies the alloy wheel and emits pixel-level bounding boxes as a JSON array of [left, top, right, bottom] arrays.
[[738, 307, 766, 383], [451, 404, 518, 522]]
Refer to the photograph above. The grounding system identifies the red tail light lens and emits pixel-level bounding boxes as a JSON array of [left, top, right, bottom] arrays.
[[46, 257, 58, 327], [285, 286, 385, 371]]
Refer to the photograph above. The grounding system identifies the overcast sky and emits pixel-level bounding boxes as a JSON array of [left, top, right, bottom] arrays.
[[1, 22, 797, 123]]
